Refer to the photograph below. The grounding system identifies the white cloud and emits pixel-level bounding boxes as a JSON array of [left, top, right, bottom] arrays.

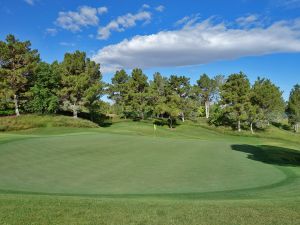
[[92, 18, 300, 73], [236, 15, 259, 26], [235, 14, 266, 27], [277, 0, 300, 8], [155, 5, 165, 12], [56, 6, 106, 32], [97, 11, 151, 40], [24, 0, 35, 5], [45, 28, 58, 36], [142, 4, 150, 9], [98, 7, 108, 15], [174, 14, 201, 27]]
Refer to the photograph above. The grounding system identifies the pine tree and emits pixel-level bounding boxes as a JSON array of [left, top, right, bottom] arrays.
[[109, 69, 130, 117], [149, 72, 168, 118], [59, 51, 103, 118], [221, 72, 251, 132], [127, 68, 149, 119], [286, 84, 300, 132], [168, 75, 191, 122], [0, 34, 40, 116], [195, 74, 217, 119], [251, 77, 285, 125]]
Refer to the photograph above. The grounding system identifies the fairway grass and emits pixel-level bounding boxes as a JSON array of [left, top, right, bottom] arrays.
[[0, 121, 299, 224]]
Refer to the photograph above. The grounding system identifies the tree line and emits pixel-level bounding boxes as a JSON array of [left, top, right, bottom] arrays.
[[1, 35, 299, 132]]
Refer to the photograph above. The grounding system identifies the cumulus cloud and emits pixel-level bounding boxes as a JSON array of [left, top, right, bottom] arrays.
[[92, 18, 300, 73], [142, 4, 150, 9], [98, 6, 108, 15], [97, 11, 151, 40], [155, 5, 165, 12], [56, 6, 107, 32]]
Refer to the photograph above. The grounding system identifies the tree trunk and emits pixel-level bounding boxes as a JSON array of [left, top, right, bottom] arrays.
[[72, 104, 78, 118], [181, 112, 185, 122], [141, 112, 144, 120], [238, 120, 241, 132], [169, 117, 173, 128], [13, 94, 20, 116], [205, 101, 210, 119], [295, 123, 299, 133], [250, 122, 254, 134]]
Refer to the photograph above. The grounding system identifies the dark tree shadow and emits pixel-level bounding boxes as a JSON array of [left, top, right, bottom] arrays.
[[231, 144, 300, 167]]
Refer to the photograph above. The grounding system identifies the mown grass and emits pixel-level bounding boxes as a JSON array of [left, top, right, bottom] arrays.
[[0, 119, 299, 224]]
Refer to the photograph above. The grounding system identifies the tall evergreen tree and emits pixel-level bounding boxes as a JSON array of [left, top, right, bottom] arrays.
[[221, 72, 251, 132], [59, 51, 103, 118], [286, 84, 300, 132], [195, 74, 217, 119], [109, 69, 130, 116], [0, 34, 40, 116], [127, 68, 149, 119], [168, 75, 191, 122], [251, 77, 285, 125], [149, 72, 168, 118]]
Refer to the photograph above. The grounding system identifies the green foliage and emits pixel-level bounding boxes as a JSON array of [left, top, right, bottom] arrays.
[[221, 72, 251, 131], [0, 34, 297, 134], [286, 84, 300, 132], [59, 51, 104, 118], [0, 109, 15, 116], [0, 114, 98, 131], [126, 68, 149, 119], [25, 62, 60, 113], [251, 77, 285, 123], [109, 69, 130, 117], [0, 34, 40, 116], [195, 74, 216, 118]]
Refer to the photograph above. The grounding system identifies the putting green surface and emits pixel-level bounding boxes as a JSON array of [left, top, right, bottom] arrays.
[[0, 121, 299, 225], [0, 126, 294, 196]]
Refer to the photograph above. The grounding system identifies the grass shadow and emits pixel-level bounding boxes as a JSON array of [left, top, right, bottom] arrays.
[[231, 144, 300, 167]]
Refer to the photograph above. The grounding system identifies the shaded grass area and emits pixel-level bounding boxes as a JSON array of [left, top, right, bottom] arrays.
[[231, 145, 300, 167]]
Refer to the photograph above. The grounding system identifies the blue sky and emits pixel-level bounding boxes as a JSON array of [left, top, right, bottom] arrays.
[[1, 0, 300, 99]]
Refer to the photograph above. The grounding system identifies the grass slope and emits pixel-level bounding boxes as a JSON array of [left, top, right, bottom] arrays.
[[0, 120, 299, 224], [0, 114, 99, 131]]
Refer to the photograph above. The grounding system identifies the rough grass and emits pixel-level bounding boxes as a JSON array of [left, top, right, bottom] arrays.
[[0, 195, 299, 225], [0, 120, 299, 224], [0, 114, 99, 131]]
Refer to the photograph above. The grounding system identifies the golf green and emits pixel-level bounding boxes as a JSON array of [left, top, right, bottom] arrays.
[[0, 132, 287, 195]]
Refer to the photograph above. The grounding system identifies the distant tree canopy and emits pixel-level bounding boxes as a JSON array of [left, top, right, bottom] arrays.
[[1, 34, 299, 132]]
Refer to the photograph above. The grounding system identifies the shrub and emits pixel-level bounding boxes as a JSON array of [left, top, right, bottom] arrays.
[[0, 115, 99, 131]]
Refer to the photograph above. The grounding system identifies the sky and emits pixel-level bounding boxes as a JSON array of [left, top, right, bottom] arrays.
[[1, 0, 300, 99]]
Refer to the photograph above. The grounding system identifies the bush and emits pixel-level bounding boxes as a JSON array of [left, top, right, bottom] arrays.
[[153, 118, 169, 126], [0, 110, 15, 117], [0, 114, 99, 131]]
